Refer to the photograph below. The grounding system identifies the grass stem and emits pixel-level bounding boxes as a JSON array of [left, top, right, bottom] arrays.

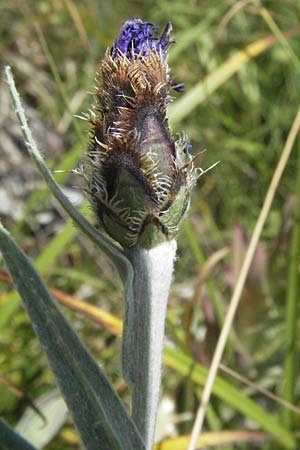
[[187, 106, 300, 450], [282, 136, 300, 430]]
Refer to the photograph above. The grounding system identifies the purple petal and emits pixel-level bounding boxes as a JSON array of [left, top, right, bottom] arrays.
[[171, 81, 185, 92], [111, 17, 171, 60]]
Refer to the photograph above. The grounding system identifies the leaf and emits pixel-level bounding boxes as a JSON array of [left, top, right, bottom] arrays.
[[0, 207, 90, 332], [13, 141, 83, 235], [51, 288, 123, 336], [164, 347, 295, 449], [0, 370, 44, 421], [169, 30, 299, 125], [3, 65, 132, 287], [3, 261, 294, 448], [0, 270, 123, 336], [282, 130, 300, 427], [154, 429, 267, 449], [0, 419, 38, 450], [0, 223, 145, 450], [16, 390, 68, 449]]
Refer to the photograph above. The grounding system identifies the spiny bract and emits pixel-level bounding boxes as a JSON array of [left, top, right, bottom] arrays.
[[83, 17, 198, 248]]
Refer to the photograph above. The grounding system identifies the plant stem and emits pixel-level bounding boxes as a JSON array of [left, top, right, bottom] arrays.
[[3, 65, 131, 285], [123, 240, 177, 450], [283, 137, 300, 429]]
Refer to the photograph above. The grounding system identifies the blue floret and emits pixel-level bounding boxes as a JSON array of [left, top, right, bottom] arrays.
[[111, 17, 172, 60]]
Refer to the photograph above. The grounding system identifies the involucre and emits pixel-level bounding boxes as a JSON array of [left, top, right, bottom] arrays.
[[84, 18, 197, 248]]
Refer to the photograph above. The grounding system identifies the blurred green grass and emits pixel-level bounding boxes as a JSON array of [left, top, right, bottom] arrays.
[[1, 0, 300, 448]]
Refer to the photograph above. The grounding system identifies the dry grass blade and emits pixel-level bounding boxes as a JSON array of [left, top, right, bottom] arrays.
[[183, 247, 229, 348], [282, 137, 300, 428], [155, 430, 267, 449], [63, 0, 90, 51], [169, 29, 300, 125], [219, 364, 300, 416], [214, 0, 253, 45], [0, 372, 46, 423], [3, 267, 298, 420], [258, 7, 300, 74], [187, 106, 300, 450], [51, 288, 123, 336], [0, 270, 123, 336]]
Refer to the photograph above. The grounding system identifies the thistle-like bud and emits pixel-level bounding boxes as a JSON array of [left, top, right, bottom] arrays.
[[84, 18, 197, 248]]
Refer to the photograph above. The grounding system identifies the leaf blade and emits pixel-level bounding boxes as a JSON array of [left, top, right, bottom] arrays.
[[168, 31, 299, 125], [164, 347, 295, 449], [0, 419, 38, 450], [0, 223, 145, 450]]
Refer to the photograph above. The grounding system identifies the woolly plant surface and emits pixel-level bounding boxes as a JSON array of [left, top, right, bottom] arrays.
[[0, 223, 145, 450]]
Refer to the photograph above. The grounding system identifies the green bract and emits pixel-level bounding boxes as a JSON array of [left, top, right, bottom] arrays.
[[84, 18, 197, 248]]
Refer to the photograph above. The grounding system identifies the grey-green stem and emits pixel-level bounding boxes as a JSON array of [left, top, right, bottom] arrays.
[[123, 240, 177, 450], [4, 64, 177, 449], [3, 65, 132, 286]]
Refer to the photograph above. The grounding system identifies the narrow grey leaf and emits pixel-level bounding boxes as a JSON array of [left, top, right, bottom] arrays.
[[0, 223, 145, 450], [16, 390, 68, 449], [3, 65, 132, 289], [0, 419, 38, 450]]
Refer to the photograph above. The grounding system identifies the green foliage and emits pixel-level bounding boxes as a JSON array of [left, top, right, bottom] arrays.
[[1, 1, 300, 449], [164, 348, 295, 448], [0, 419, 37, 450], [0, 223, 145, 450]]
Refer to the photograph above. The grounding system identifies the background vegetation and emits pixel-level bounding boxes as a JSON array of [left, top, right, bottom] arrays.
[[0, 0, 300, 448]]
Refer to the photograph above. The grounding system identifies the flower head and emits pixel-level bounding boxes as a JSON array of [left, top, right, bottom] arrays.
[[84, 18, 197, 248], [111, 18, 171, 60]]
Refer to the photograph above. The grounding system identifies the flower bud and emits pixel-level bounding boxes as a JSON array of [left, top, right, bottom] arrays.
[[84, 18, 197, 248]]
